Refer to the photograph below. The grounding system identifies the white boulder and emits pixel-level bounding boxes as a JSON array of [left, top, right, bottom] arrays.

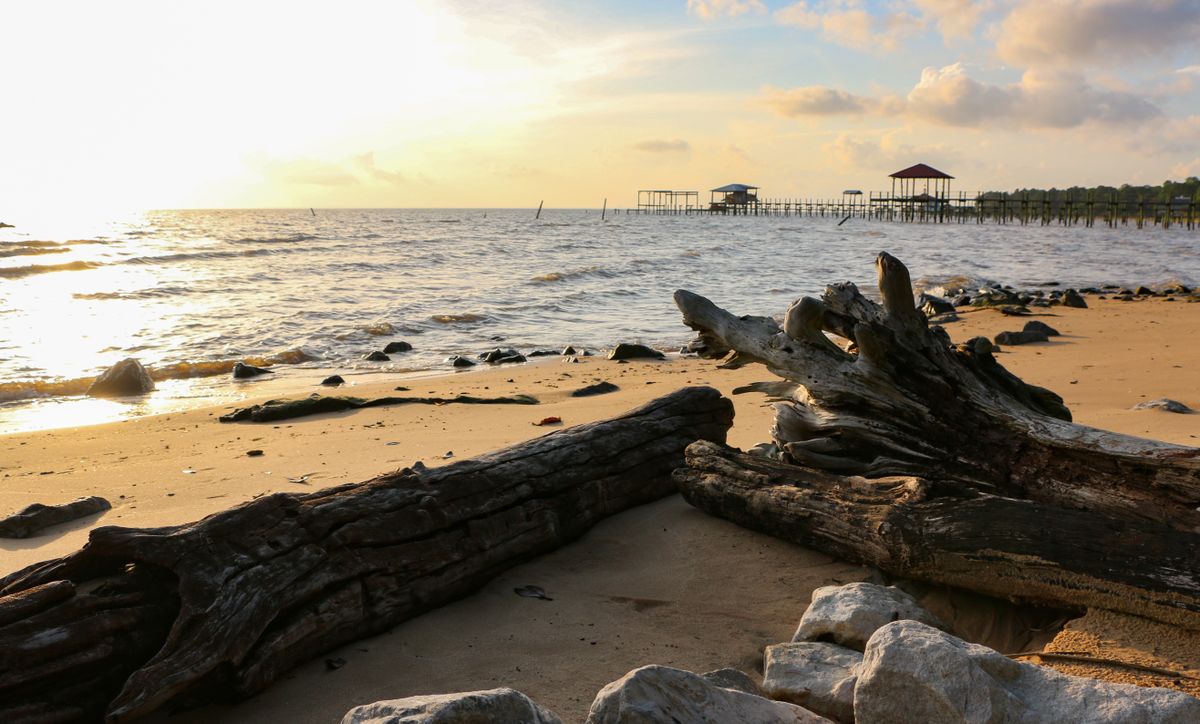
[[341, 688, 561, 724], [762, 642, 860, 723], [793, 582, 946, 650], [586, 664, 830, 723], [855, 620, 1200, 723]]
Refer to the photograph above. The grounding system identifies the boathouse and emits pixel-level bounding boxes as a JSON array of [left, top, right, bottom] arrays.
[[709, 183, 759, 213]]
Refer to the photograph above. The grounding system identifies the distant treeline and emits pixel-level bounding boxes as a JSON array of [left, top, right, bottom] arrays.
[[981, 177, 1200, 202]]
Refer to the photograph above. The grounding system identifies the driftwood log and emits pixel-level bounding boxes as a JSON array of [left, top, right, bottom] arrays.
[[674, 252, 1200, 627], [0, 387, 732, 723]]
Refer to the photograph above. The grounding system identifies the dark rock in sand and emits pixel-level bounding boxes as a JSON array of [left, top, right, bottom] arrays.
[[1133, 398, 1193, 414], [382, 341, 412, 354], [87, 358, 155, 397], [233, 361, 274, 379], [480, 348, 519, 362], [0, 496, 111, 538], [1029, 299, 1051, 307], [1135, 285, 1154, 296], [608, 343, 665, 361], [998, 305, 1031, 316], [1061, 289, 1087, 308], [561, 345, 577, 356], [220, 392, 538, 423], [526, 350, 558, 357], [449, 355, 476, 368], [571, 381, 619, 398], [1023, 320, 1060, 336], [362, 351, 390, 362], [918, 293, 954, 316], [951, 294, 972, 307], [320, 375, 345, 386], [994, 330, 1049, 346], [972, 288, 1021, 307]]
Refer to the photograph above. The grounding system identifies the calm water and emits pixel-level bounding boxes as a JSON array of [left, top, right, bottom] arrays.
[[1, 208, 1197, 433]]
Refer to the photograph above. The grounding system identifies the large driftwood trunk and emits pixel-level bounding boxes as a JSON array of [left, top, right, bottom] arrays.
[[673, 253, 1200, 626], [0, 387, 732, 724]]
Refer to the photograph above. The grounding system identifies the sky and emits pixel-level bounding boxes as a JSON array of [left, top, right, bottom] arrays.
[[2, 0, 1199, 211]]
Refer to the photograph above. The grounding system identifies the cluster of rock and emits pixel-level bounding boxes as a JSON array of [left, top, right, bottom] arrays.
[[918, 284, 1088, 320], [339, 582, 1200, 723], [1093, 283, 1195, 302]]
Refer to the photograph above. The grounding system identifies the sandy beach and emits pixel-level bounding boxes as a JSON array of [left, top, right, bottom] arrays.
[[2, 296, 1198, 721]]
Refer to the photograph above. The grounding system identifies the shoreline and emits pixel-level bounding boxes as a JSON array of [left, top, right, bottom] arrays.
[[2, 296, 1198, 721]]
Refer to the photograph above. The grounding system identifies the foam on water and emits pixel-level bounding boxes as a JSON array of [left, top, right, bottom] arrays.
[[1, 208, 1197, 433]]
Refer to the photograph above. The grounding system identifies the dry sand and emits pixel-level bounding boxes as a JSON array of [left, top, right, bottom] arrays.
[[1, 296, 1197, 721]]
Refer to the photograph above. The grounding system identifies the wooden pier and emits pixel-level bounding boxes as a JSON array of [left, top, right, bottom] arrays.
[[630, 164, 1199, 230], [627, 191, 1198, 230]]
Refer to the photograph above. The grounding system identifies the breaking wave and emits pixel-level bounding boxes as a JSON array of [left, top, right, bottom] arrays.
[[429, 312, 486, 324], [0, 246, 72, 259], [0, 260, 102, 279]]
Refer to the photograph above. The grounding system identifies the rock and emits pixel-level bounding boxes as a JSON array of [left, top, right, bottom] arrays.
[[233, 361, 274, 378], [1135, 285, 1154, 296], [855, 620, 1200, 724], [320, 375, 345, 386], [480, 348, 524, 364], [950, 294, 972, 307], [586, 665, 826, 724], [998, 305, 1031, 316], [1133, 398, 1193, 414], [971, 288, 1021, 307], [701, 668, 761, 696], [526, 349, 558, 357], [1062, 289, 1088, 308], [0, 496, 111, 538], [571, 381, 619, 397], [448, 355, 475, 368], [918, 293, 955, 316], [87, 358, 155, 397], [607, 343, 665, 361], [341, 688, 561, 724], [762, 642, 860, 723], [363, 351, 390, 362], [793, 582, 947, 651], [561, 345, 577, 355], [1023, 320, 1060, 336], [994, 330, 1049, 346], [383, 341, 413, 354]]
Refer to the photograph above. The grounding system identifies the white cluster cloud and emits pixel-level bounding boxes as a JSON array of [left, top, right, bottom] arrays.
[[687, 0, 766, 19], [997, 0, 1200, 66], [764, 62, 1161, 129]]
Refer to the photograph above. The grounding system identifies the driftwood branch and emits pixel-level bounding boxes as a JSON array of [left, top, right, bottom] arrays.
[[0, 387, 733, 723], [673, 252, 1200, 626]]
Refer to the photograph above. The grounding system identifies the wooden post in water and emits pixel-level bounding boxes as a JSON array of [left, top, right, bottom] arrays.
[[536, 200, 544, 220], [601, 198, 607, 221]]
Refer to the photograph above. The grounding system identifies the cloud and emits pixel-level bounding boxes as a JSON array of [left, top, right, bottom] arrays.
[[906, 63, 1161, 128], [351, 152, 406, 185], [633, 139, 692, 153], [997, 0, 1200, 66], [911, 0, 990, 41], [1179, 65, 1200, 75], [762, 63, 1161, 129], [762, 85, 868, 115], [247, 151, 409, 187], [776, 1, 924, 52], [687, 0, 766, 20], [822, 130, 959, 172]]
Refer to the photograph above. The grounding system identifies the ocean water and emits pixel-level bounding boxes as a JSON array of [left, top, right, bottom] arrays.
[[1, 208, 1197, 433]]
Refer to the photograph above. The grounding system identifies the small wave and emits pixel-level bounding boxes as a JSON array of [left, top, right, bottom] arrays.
[[430, 312, 485, 324], [435, 219, 461, 224], [229, 233, 319, 245], [531, 265, 610, 283], [334, 321, 397, 340], [127, 247, 279, 265], [0, 246, 71, 259], [0, 260, 102, 279], [0, 348, 315, 403], [0, 239, 104, 249], [72, 285, 192, 301], [681, 249, 702, 258]]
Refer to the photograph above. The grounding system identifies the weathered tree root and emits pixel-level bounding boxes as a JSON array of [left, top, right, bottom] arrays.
[[0, 387, 733, 723], [673, 252, 1200, 627]]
